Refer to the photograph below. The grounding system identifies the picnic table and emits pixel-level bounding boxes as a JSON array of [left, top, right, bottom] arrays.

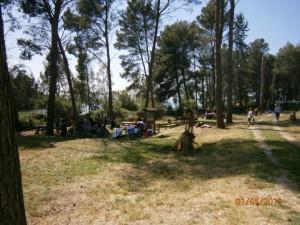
[[121, 121, 135, 126]]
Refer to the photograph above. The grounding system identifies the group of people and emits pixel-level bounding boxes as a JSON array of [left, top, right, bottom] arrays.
[[112, 119, 153, 139], [247, 104, 282, 126]]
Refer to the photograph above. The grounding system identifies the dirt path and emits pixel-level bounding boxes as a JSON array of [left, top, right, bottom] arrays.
[[250, 114, 300, 189], [251, 126, 280, 166], [272, 124, 300, 149], [252, 127, 295, 192]]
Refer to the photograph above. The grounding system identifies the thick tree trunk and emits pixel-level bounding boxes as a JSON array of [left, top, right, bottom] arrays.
[[215, 0, 225, 128], [0, 5, 27, 224], [57, 37, 78, 125], [104, 3, 113, 119], [226, 0, 235, 123], [46, 1, 62, 135]]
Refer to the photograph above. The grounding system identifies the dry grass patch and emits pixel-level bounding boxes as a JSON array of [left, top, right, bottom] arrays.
[[19, 119, 300, 225]]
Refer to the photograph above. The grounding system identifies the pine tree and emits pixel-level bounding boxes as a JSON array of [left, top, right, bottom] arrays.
[[0, 2, 27, 224]]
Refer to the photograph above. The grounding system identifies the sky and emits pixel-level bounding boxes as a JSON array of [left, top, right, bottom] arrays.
[[5, 0, 300, 91]]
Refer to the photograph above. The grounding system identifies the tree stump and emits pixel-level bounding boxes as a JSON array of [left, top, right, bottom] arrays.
[[175, 130, 195, 154]]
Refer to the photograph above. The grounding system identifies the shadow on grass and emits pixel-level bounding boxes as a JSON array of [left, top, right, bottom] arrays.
[[236, 126, 300, 134], [17, 133, 100, 150], [265, 139, 300, 185], [92, 138, 175, 165], [156, 134, 171, 139], [256, 118, 300, 128], [90, 137, 300, 193], [19, 129, 300, 193]]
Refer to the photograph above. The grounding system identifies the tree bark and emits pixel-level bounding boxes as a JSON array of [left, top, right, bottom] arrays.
[[235, 52, 243, 106], [46, 0, 63, 135], [215, 0, 225, 128], [174, 65, 182, 113], [226, 0, 235, 123], [211, 42, 215, 107], [86, 71, 91, 114], [180, 61, 189, 100], [194, 74, 198, 111], [193, 52, 198, 111], [57, 36, 78, 125], [0, 4, 27, 224], [104, 1, 113, 119], [201, 73, 205, 113], [260, 54, 264, 112], [205, 72, 211, 108], [145, 0, 161, 108]]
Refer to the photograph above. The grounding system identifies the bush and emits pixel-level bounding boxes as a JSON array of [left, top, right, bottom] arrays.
[[17, 117, 35, 131], [16, 111, 40, 131], [55, 97, 73, 121]]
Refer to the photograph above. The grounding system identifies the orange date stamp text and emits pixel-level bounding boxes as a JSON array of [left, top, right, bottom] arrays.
[[235, 197, 282, 206]]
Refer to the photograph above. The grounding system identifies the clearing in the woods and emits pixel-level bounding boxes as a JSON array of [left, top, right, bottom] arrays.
[[19, 112, 300, 225]]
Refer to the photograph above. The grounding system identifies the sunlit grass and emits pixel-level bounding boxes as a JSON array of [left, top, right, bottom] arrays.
[[19, 118, 300, 224]]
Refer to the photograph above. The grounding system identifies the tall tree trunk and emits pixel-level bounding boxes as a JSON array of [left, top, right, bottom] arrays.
[[181, 62, 189, 100], [215, 0, 225, 128], [226, 0, 235, 123], [260, 54, 264, 112], [57, 37, 78, 125], [145, 76, 150, 108], [86, 72, 91, 114], [194, 75, 198, 111], [201, 74, 205, 113], [150, 83, 155, 107], [145, 0, 161, 108], [174, 66, 182, 113], [206, 73, 211, 108], [104, 2, 113, 119], [0, 4, 27, 224], [202, 65, 207, 112], [235, 53, 243, 106], [46, 0, 62, 135], [193, 52, 198, 111], [211, 42, 215, 106], [269, 69, 276, 105]]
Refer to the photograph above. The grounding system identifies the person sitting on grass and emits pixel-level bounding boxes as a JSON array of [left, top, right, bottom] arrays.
[[247, 108, 254, 127], [127, 124, 135, 139], [112, 125, 122, 139]]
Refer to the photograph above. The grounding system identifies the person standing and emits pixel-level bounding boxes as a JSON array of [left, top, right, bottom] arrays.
[[274, 104, 281, 121], [247, 108, 254, 127], [61, 118, 67, 137]]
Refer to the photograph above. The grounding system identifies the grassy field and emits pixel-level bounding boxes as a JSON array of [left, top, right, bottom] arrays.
[[18, 113, 300, 225]]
